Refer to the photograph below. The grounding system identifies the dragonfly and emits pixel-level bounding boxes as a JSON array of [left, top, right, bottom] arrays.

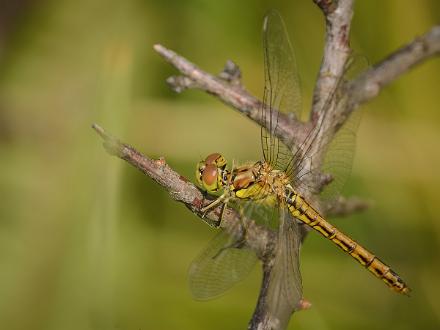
[[189, 10, 410, 307]]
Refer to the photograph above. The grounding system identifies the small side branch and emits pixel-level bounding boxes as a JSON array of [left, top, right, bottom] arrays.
[[313, 0, 337, 15], [154, 44, 308, 149], [325, 196, 370, 217], [92, 124, 274, 258], [154, 44, 260, 116], [348, 25, 440, 107]]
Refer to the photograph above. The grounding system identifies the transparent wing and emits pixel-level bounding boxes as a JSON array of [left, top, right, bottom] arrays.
[[261, 10, 302, 170], [188, 201, 265, 300], [320, 55, 369, 200], [267, 207, 303, 313], [286, 55, 369, 201], [188, 227, 257, 300], [320, 109, 362, 200]]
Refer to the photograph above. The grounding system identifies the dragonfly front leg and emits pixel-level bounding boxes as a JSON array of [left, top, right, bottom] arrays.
[[200, 192, 230, 213], [201, 197, 229, 228]]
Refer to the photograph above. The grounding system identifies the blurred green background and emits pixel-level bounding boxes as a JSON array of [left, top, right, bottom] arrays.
[[0, 0, 439, 329]]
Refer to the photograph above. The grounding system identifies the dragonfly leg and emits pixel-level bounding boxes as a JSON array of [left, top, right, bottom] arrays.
[[201, 193, 226, 213], [204, 202, 228, 229], [200, 190, 232, 223], [214, 202, 227, 228]]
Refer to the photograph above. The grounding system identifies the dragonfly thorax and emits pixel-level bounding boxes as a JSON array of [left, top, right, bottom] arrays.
[[230, 161, 291, 202]]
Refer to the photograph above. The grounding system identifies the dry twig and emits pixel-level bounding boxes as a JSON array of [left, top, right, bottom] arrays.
[[92, 123, 275, 259]]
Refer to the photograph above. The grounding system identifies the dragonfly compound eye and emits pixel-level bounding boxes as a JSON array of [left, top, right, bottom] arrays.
[[202, 164, 220, 192], [205, 153, 227, 169]]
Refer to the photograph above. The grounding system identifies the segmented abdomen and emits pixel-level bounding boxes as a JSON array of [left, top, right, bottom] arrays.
[[284, 189, 410, 295]]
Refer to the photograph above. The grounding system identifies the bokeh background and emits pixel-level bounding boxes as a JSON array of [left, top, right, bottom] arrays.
[[0, 0, 439, 329]]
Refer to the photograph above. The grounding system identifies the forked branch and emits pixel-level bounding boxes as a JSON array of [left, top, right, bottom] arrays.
[[93, 1, 440, 329], [153, 44, 310, 150]]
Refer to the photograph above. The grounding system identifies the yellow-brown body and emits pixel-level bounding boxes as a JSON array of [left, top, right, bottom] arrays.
[[220, 159, 410, 295]]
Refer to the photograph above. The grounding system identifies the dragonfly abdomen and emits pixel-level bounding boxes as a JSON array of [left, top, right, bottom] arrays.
[[284, 189, 410, 295]]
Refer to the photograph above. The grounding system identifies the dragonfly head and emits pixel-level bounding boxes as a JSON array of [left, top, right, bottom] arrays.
[[196, 153, 228, 193]]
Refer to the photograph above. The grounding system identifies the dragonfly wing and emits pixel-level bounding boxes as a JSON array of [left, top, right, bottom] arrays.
[[188, 214, 258, 300], [267, 207, 303, 313], [319, 108, 362, 200], [287, 55, 369, 201], [320, 55, 369, 200], [288, 108, 360, 200], [261, 10, 302, 169]]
